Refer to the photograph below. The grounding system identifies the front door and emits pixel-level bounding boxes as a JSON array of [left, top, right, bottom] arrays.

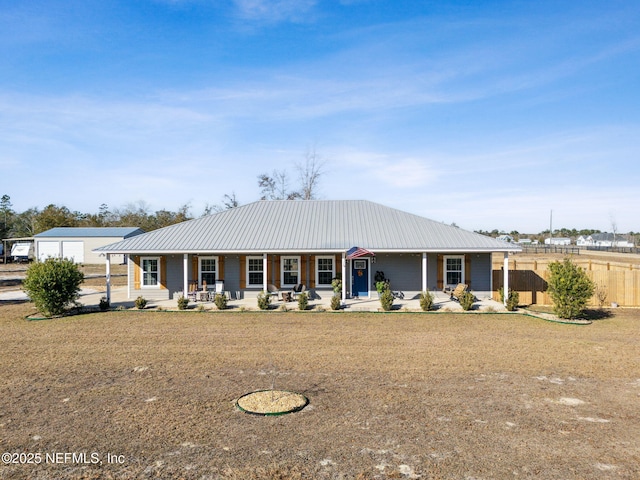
[[352, 259, 369, 297]]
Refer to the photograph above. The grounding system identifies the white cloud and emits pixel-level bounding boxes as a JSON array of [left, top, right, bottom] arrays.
[[232, 0, 317, 23]]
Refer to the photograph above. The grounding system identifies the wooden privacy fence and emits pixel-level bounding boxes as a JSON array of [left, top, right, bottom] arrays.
[[492, 258, 640, 307]]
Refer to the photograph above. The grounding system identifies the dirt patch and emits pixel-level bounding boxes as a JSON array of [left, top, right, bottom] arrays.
[[0, 304, 639, 479]]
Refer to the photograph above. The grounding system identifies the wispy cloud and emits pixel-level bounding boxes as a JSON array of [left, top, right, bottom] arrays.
[[232, 0, 317, 23]]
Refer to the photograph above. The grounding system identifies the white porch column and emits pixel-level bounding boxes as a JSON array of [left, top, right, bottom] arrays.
[[263, 253, 268, 292], [105, 254, 111, 303], [422, 252, 428, 292], [183, 254, 189, 297], [341, 252, 347, 302], [503, 252, 510, 306]]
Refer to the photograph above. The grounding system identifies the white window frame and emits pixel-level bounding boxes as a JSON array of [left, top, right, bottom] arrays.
[[281, 256, 301, 287], [246, 256, 264, 286], [316, 255, 335, 287], [141, 256, 161, 288], [199, 256, 218, 287], [443, 255, 465, 288]]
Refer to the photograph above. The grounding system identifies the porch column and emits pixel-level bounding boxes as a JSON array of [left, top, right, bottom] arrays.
[[105, 254, 111, 303], [341, 252, 346, 302], [503, 253, 510, 306], [183, 254, 189, 297], [263, 253, 268, 292], [422, 252, 428, 292]]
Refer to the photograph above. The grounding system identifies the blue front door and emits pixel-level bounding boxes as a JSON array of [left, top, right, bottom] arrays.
[[352, 259, 369, 297]]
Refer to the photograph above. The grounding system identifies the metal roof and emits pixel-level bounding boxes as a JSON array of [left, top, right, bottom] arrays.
[[35, 227, 145, 238], [94, 200, 520, 254]]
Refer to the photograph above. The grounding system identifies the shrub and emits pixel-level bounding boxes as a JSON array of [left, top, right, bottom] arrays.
[[177, 295, 189, 310], [379, 289, 394, 311], [330, 295, 342, 311], [99, 296, 110, 312], [297, 292, 308, 311], [23, 258, 84, 317], [499, 287, 520, 312], [419, 291, 434, 311], [214, 293, 228, 310], [257, 291, 271, 310], [135, 296, 147, 310], [458, 291, 475, 311], [547, 257, 595, 319], [331, 277, 342, 295]]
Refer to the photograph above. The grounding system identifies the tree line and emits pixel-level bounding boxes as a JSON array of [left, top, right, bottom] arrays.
[[1, 151, 326, 238]]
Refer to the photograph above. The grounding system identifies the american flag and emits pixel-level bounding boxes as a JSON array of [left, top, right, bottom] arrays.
[[346, 246, 375, 259]]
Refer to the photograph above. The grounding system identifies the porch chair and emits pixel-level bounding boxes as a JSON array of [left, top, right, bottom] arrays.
[[292, 284, 306, 299], [267, 284, 280, 300], [449, 283, 468, 301]]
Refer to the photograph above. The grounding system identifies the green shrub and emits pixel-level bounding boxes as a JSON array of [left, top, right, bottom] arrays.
[[547, 257, 595, 319], [214, 293, 228, 310], [419, 291, 434, 311], [257, 291, 271, 310], [499, 287, 520, 311], [297, 292, 308, 311], [379, 289, 394, 311], [330, 295, 342, 311], [135, 296, 147, 310], [458, 291, 475, 311], [23, 258, 84, 317], [177, 295, 189, 310]]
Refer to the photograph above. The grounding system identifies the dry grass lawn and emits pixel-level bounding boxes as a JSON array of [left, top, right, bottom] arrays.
[[0, 302, 639, 479]]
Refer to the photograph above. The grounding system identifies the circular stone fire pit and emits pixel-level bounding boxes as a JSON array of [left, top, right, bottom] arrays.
[[236, 389, 308, 416]]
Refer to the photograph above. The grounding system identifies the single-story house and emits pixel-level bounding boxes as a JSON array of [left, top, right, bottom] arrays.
[[35, 227, 145, 264], [576, 233, 635, 248], [95, 200, 520, 304]]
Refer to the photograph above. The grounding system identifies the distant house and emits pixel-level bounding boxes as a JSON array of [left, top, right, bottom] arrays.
[[577, 233, 635, 248], [497, 235, 515, 243], [35, 227, 144, 264], [95, 200, 520, 303], [544, 237, 571, 246]]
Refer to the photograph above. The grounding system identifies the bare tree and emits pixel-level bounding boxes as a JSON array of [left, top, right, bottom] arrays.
[[258, 170, 300, 200], [297, 145, 325, 200]]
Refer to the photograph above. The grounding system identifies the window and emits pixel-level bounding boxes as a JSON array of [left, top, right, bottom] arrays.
[[444, 255, 464, 287], [316, 256, 334, 286], [142, 257, 160, 287], [247, 256, 264, 286], [281, 256, 300, 286], [199, 257, 217, 286]]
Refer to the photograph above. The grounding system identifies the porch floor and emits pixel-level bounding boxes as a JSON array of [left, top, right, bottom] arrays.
[[79, 288, 507, 312]]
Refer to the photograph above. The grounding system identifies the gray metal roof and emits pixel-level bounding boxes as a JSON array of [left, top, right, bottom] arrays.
[[36, 227, 145, 238], [95, 200, 520, 254]]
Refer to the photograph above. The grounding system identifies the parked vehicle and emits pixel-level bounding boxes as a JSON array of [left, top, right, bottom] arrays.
[[11, 242, 34, 263]]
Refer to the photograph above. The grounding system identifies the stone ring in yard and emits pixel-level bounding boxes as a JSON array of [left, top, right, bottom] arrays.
[[236, 390, 308, 416]]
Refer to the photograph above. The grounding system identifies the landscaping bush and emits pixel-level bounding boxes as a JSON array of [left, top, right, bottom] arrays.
[[214, 293, 228, 310], [379, 289, 394, 311], [22, 257, 84, 317], [297, 292, 308, 311], [330, 295, 342, 311], [458, 291, 475, 311], [547, 257, 595, 319], [257, 291, 271, 310], [135, 296, 147, 310], [177, 295, 189, 310], [419, 291, 434, 311], [499, 287, 520, 312]]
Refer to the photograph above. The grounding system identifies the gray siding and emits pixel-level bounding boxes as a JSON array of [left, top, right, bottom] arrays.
[[373, 254, 422, 292], [470, 253, 492, 291]]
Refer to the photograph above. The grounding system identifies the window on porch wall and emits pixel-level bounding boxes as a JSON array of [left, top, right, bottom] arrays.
[[444, 255, 464, 287], [142, 257, 160, 287], [247, 256, 264, 286], [281, 256, 299, 286], [199, 257, 217, 286], [316, 256, 334, 286]]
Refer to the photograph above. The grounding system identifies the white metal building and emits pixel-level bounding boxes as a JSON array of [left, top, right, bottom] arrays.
[[35, 227, 144, 264]]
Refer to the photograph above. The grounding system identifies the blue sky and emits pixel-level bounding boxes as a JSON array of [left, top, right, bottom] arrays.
[[1, 0, 638, 233]]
